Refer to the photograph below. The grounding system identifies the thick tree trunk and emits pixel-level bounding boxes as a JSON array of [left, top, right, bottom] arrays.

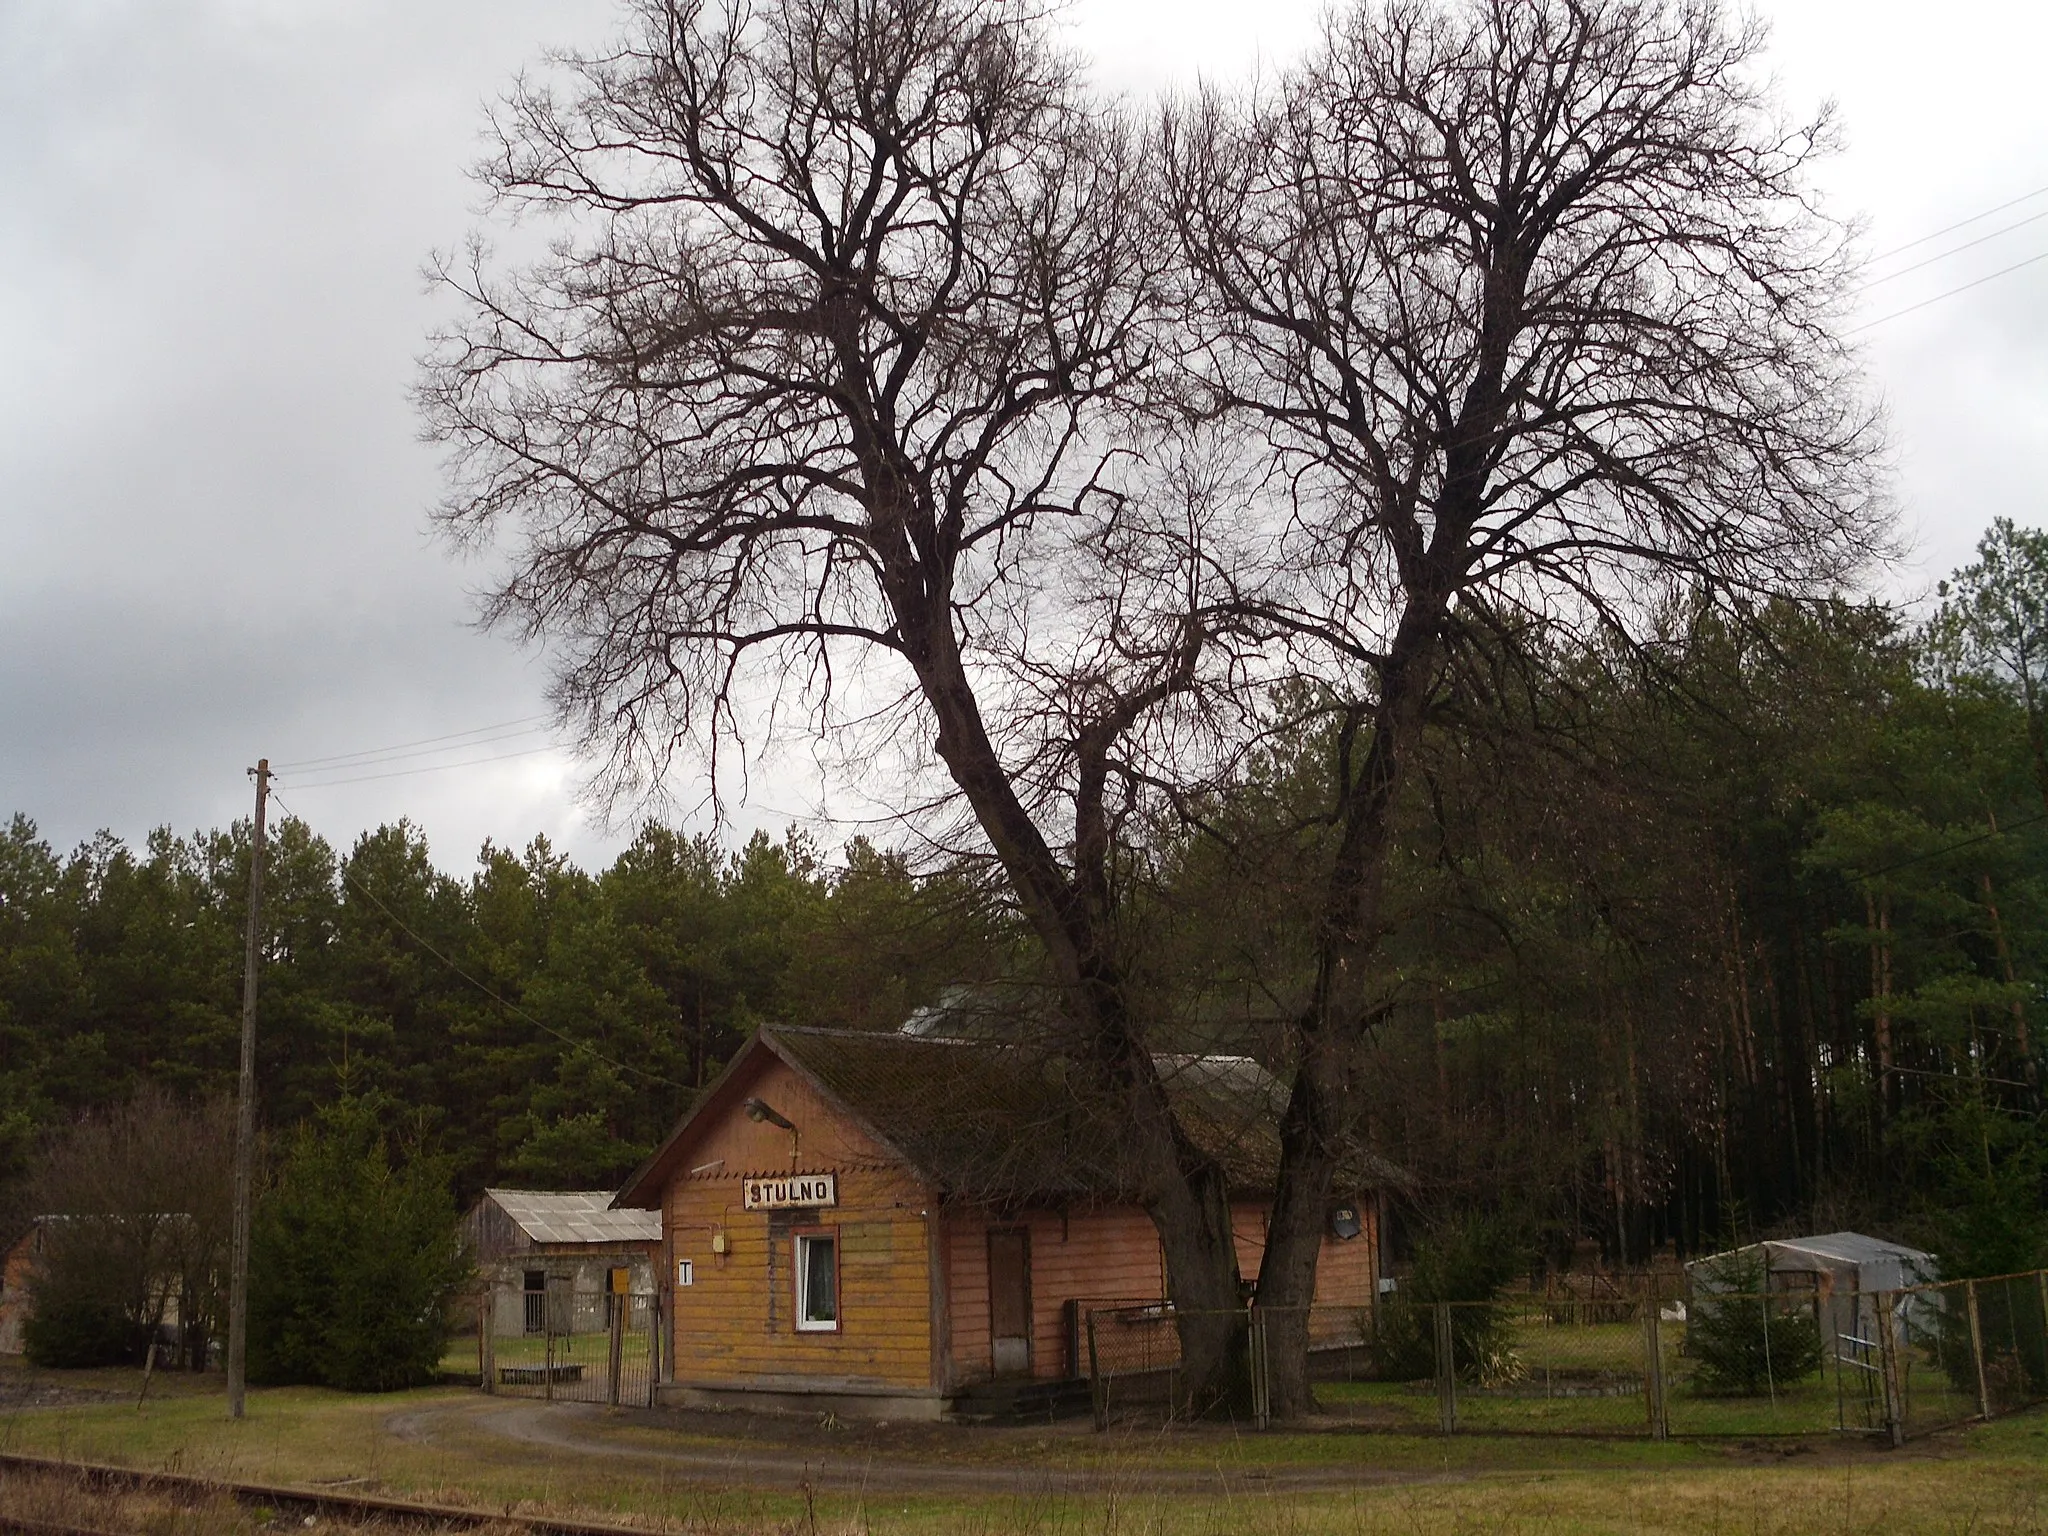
[[1258, 1045, 1346, 1418], [873, 539, 1246, 1408], [1253, 609, 1441, 1417]]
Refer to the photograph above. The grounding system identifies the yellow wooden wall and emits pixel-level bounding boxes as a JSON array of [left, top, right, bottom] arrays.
[[654, 1046, 1386, 1395], [662, 1058, 937, 1390]]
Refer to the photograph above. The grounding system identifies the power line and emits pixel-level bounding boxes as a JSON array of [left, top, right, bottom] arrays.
[[272, 723, 551, 778], [281, 743, 562, 790], [1861, 205, 2048, 291], [274, 715, 550, 773], [267, 789, 686, 1092], [1844, 808, 2048, 882], [1868, 180, 2048, 263], [1849, 246, 2048, 334]]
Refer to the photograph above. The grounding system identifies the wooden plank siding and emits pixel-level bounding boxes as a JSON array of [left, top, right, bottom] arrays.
[[643, 1037, 1388, 1402], [462, 1198, 532, 1262], [943, 1200, 1382, 1385], [664, 1059, 937, 1391], [942, 1205, 1171, 1387]]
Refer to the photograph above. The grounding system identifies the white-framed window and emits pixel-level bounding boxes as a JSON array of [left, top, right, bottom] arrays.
[[794, 1231, 838, 1332]]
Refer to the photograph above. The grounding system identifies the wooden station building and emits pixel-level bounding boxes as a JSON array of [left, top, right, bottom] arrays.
[[616, 1023, 1389, 1420]]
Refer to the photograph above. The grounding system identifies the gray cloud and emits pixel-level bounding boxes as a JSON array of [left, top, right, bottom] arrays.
[[2, 0, 2043, 870]]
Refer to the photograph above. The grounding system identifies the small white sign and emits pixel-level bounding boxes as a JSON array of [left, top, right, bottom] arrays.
[[742, 1171, 838, 1210], [676, 1259, 694, 1287]]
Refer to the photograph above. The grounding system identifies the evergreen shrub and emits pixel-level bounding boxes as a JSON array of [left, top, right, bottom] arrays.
[[248, 1097, 471, 1392], [1686, 1251, 1822, 1395], [1376, 1214, 1526, 1382]]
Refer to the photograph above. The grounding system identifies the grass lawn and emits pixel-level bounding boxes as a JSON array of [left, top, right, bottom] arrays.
[[1300, 1311, 1996, 1441], [0, 1355, 2043, 1533]]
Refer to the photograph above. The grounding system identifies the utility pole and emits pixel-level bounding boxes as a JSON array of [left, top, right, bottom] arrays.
[[227, 758, 268, 1420]]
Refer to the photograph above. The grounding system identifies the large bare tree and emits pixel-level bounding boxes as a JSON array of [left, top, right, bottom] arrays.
[[426, 0, 1886, 1415], [1164, 0, 1886, 1411], [421, 0, 1262, 1398]]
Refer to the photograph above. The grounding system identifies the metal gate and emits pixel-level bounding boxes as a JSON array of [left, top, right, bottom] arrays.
[[479, 1285, 660, 1407]]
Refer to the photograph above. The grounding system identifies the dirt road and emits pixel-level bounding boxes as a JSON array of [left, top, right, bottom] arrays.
[[383, 1396, 1478, 1497]]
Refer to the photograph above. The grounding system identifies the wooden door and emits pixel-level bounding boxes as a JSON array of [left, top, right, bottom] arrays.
[[988, 1228, 1032, 1376]]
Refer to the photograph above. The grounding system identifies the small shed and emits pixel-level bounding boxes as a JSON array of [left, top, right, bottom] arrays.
[[463, 1190, 661, 1338], [1687, 1231, 1934, 1344]]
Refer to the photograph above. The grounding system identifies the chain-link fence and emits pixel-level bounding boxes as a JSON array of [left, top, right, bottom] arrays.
[[1082, 1268, 2048, 1441], [1081, 1299, 1187, 1426], [1286, 1294, 1673, 1436], [473, 1284, 661, 1408], [1889, 1271, 2048, 1437]]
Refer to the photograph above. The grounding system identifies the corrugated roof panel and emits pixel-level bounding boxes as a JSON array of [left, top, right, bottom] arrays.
[[1768, 1231, 1931, 1267], [483, 1189, 661, 1246]]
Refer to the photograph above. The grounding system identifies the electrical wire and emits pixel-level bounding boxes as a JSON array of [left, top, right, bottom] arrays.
[[1867, 180, 2048, 263], [281, 744, 562, 790], [271, 723, 551, 778], [1842, 808, 2048, 882], [1861, 205, 2048, 290], [1836, 179, 2048, 330], [266, 788, 686, 1091], [273, 715, 551, 773], [1849, 246, 2048, 333]]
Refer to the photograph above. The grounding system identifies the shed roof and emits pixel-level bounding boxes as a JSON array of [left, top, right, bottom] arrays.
[[618, 1024, 1404, 1207], [1687, 1230, 1934, 1282], [479, 1189, 661, 1246], [1762, 1232, 1931, 1269]]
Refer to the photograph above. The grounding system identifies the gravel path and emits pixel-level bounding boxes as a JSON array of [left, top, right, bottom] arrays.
[[383, 1396, 1474, 1497]]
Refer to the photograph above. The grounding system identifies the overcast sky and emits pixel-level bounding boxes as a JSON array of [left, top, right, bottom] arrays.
[[3, 0, 2044, 874]]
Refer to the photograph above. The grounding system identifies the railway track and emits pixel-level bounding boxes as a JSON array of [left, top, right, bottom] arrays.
[[0, 1451, 656, 1534]]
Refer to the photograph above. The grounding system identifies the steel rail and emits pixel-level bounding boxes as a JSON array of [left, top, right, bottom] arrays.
[[0, 1451, 652, 1534]]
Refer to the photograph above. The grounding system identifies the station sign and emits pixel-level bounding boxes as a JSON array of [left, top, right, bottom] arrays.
[[742, 1171, 838, 1210]]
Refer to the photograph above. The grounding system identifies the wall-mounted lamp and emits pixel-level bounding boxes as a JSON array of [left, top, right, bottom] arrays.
[[743, 1096, 796, 1131]]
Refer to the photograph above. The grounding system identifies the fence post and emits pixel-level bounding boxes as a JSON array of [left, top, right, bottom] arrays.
[[652, 1287, 666, 1391], [1642, 1302, 1667, 1441], [479, 1293, 495, 1395], [1967, 1279, 1991, 1420], [2037, 1271, 2048, 1395], [1434, 1302, 1457, 1434], [1086, 1311, 1106, 1433], [544, 1285, 556, 1404], [607, 1289, 626, 1408], [1249, 1308, 1270, 1431], [1875, 1290, 1905, 1446]]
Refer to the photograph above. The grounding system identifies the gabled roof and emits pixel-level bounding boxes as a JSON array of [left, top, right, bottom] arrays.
[[479, 1189, 660, 1245], [618, 1024, 1403, 1208]]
